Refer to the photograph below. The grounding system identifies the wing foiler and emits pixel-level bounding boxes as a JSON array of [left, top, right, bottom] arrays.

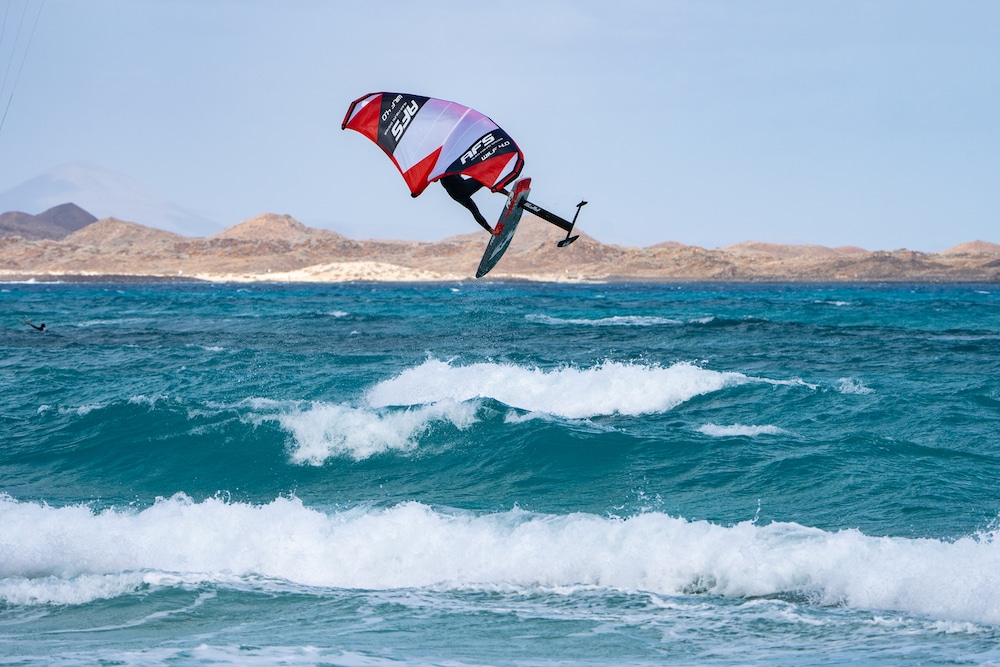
[[342, 92, 586, 276]]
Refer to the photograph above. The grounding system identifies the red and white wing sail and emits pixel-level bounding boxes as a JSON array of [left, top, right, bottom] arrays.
[[342, 92, 524, 197]]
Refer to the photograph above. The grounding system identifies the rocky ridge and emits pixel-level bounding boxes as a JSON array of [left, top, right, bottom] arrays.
[[2, 211, 999, 283]]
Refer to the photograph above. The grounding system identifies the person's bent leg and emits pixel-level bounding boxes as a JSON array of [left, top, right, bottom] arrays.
[[461, 199, 493, 233]]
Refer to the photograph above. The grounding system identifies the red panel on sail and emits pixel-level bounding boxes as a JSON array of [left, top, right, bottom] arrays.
[[343, 92, 524, 197]]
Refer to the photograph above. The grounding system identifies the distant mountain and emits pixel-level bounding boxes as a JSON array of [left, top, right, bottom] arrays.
[[0, 203, 97, 241], [0, 162, 223, 237]]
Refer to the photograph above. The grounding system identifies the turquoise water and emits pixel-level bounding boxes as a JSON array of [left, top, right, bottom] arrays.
[[2, 281, 1000, 665]]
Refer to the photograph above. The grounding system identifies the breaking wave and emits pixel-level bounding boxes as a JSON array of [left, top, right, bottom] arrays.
[[363, 359, 773, 419], [2, 494, 999, 625]]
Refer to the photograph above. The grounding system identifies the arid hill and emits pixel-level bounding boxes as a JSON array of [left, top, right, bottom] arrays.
[[1, 211, 999, 283], [0, 203, 97, 241], [209, 213, 347, 244], [65, 218, 187, 248], [720, 241, 869, 259], [941, 240, 1000, 255]]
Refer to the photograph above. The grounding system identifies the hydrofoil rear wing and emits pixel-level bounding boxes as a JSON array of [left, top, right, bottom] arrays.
[[501, 188, 587, 247]]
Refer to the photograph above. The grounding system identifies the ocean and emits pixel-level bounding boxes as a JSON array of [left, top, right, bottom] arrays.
[[2, 280, 1000, 665]]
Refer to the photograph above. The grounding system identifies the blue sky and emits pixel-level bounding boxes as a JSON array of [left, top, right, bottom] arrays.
[[0, 0, 997, 250]]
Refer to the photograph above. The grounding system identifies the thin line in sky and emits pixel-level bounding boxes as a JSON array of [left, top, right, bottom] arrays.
[[0, 0, 45, 144]]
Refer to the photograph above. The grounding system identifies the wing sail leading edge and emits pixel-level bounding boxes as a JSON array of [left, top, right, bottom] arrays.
[[342, 92, 524, 197]]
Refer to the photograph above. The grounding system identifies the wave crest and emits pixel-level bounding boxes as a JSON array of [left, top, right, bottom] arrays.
[[277, 401, 479, 464], [2, 494, 1000, 624], [365, 359, 755, 419]]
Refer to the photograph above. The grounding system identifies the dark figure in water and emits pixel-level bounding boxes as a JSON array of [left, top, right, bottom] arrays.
[[439, 174, 493, 234], [25, 320, 45, 331]]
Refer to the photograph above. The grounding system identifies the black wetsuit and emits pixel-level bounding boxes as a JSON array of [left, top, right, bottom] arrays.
[[439, 175, 492, 233]]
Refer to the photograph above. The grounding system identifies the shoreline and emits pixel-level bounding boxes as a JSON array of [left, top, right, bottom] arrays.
[[3, 270, 999, 286], [3, 214, 999, 285]]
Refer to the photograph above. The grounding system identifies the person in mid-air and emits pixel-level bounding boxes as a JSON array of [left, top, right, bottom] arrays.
[[439, 174, 493, 234], [25, 320, 45, 331]]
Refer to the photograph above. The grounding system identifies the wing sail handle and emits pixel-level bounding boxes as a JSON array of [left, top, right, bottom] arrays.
[[342, 92, 524, 197]]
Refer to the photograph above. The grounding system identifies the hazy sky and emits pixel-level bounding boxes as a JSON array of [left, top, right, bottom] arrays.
[[0, 0, 997, 250]]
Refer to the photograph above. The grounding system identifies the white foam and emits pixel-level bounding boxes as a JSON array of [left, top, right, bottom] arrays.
[[503, 410, 555, 424], [128, 394, 170, 407], [364, 359, 755, 419], [527, 314, 683, 326], [835, 378, 875, 395], [3, 494, 1000, 624], [211, 396, 479, 463], [276, 400, 479, 464], [0, 572, 149, 606], [59, 404, 104, 417], [699, 424, 787, 437]]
